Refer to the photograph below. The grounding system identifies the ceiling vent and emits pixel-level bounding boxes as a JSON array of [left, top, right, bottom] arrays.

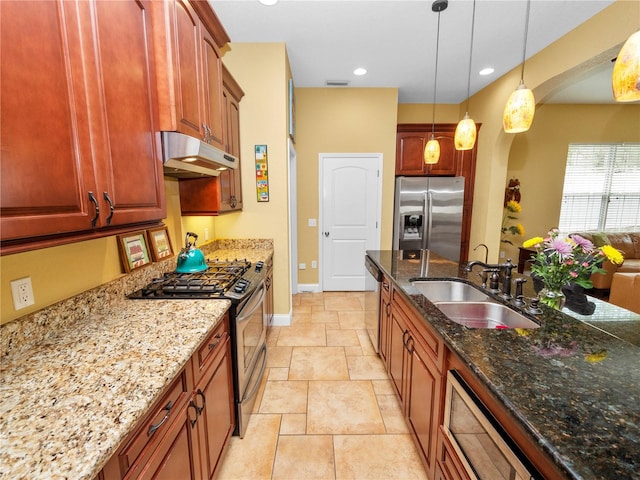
[[326, 80, 350, 86]]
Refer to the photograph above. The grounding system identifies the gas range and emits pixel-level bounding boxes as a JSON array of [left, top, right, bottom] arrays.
[[128, 258, 266, 302]]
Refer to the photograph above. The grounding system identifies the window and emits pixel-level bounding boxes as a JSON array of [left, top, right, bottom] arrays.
[[558, 143, 640, 232]]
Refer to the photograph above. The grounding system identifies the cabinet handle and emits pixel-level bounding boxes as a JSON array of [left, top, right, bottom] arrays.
[[147, 401, 173, 436], [230, 196, 237, 208], [188, 401, 199, 428], [195, 388, 206, 415], [208, 333, 223, 350], [385, 303, 391, 316], [406, 335, 415, 354], [103, 192, 114, 225], [88, 192, 100, 227], [402, 329, 409, 348]]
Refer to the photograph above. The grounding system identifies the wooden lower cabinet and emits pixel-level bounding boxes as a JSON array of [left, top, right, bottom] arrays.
[[379, 275, 392, 367], [194, 334, 234, 480], [382, 287, 445, 478], [100, 313, 233, 480]]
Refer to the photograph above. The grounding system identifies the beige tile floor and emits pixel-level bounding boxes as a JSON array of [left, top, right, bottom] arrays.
[[216, 291, 428, 480]]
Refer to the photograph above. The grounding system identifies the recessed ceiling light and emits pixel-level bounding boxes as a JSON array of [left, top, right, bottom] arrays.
[[258, 0, 278, 5], [479, 67, 495, 76], [354, 67, 367, 76]]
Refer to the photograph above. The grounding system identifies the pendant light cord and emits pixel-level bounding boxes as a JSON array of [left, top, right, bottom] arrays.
[[520, 0, 531, 82], [431, 11, 441, 134], [464, 0, 476, 113]]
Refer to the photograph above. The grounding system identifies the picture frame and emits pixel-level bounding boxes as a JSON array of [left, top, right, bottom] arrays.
[[117, 231, 152, 273], [147, 226, 174, 261]]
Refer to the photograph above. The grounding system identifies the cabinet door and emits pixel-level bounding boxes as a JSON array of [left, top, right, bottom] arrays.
[[405, 333, 443, 477], [396, 132, 427, 175], [426, 132, 456, 176], [388, 308, 408, 404], [195, 338, 234, 480], [169, 0, 204, 139], [0, 0, 98, 241], [200, 27, 225, 150], [135, 404, 201, 480], [91, 0, 165, 227], [379, 277, 392, 367]]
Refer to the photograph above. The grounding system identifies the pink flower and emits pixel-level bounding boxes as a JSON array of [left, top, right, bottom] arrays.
[[551, 239, 573, 256], [582, 262, 590, 267], [570, 271, 578, 278], [571, 234, 595, 252]]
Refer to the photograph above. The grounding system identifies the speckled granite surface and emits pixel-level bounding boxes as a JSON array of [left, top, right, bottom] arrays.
[[0, 239, 273, 480], [367, 250, 640, 480]]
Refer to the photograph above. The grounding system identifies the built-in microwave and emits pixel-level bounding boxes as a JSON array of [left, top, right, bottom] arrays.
[[442, 370, 540, 480]]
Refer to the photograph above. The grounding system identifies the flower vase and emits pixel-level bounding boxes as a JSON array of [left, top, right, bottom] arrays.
[[539, 287, 566, 310]]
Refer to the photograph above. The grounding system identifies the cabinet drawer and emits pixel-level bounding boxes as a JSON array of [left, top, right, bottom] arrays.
[[436, 426, 472, 480], [194, 313, 230, 380], [116, 366, 192, 476]]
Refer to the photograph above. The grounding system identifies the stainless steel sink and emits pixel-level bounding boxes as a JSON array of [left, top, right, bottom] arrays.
[[411, 280, 490, 303], [435, 302, 540, 329]]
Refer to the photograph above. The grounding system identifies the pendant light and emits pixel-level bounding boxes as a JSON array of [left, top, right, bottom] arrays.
[[424, 0, 448, 164], [454, 0, 477, 151], [503, 0, 535, 134], [612, 30, 640, 102]]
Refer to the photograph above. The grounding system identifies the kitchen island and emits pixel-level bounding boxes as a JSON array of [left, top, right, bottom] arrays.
[[0, 240, 273, 480], [367, 249, 639, 480]]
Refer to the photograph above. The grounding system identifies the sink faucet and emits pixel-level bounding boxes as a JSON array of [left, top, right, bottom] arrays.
[[465, 259, 516, 299], [473, 243, 489, 264]]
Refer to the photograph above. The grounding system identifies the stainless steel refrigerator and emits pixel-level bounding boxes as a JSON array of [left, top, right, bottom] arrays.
[[393, 176, 465, 262]]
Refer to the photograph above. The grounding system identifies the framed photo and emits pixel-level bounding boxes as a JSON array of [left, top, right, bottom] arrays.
[[117, 231, 152, 273], [147, 226, 174, 261]]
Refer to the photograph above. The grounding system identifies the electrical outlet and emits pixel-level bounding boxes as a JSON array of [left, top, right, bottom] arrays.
[[500, 250, 506, 259], [11, 277, 35, 310], [308, 218, 317, 227], [204, 228, 209, 241], [299, 263, 306, 270], [311, 261, 317, 268]]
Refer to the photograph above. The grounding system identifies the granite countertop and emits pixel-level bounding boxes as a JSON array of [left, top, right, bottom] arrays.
[[366, 250, 640, 480], [0, 239, 273, 480]]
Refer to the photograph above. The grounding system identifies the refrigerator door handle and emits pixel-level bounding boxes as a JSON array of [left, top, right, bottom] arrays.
[[423, 192, 432, 250]]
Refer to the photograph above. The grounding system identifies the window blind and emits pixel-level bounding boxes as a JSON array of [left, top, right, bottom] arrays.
[[558, 143, 640, 232]]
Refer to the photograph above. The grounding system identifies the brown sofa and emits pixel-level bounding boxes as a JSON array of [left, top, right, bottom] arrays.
[[571, 232, 640, 290], [609, 273, 640, 314]]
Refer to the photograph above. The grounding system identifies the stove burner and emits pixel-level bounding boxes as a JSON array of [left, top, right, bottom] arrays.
[[129, 258, 257, 300]]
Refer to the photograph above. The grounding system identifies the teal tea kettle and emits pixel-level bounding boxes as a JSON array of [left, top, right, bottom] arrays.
[[176, 232, 208, 273]]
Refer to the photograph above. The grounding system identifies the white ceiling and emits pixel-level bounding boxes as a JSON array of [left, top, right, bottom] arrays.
[[209, 0, 619, 105]]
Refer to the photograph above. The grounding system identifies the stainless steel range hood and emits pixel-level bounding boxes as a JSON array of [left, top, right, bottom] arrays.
[[161, 131, 238, 178]]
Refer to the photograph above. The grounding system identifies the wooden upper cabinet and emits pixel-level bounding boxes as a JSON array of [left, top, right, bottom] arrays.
[[178, 65, 244, 216], [396, 125, 459, 176], [0, 1, 98, 241], [90, 0, 165, 228], [154, 0, 229, 148], [0, 0, 165, 250]]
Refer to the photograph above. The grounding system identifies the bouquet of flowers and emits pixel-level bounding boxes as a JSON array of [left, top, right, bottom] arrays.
[[522, 229, 624, 292], [501, 200, 525, 245]]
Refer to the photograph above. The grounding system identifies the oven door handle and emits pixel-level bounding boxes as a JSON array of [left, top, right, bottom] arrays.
[[236, 282, 266, 323], [241, 343, 268, 402]]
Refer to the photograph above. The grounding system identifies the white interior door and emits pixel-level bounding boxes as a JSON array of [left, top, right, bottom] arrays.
[[320, 154, 382, 291]]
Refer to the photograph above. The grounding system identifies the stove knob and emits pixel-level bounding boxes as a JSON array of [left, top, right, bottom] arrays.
[[256, 261, 264, 271]]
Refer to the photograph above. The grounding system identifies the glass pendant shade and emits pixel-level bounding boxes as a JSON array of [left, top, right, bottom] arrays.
[[612, 30, 640, 102], [454, 114, 476, 150], [424, 135, 440, 164], [503, 81, 535, 133]]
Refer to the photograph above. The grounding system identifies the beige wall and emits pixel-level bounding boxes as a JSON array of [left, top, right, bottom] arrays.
[[502, 103, 640, 262], [295, 88, 398, 285]]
